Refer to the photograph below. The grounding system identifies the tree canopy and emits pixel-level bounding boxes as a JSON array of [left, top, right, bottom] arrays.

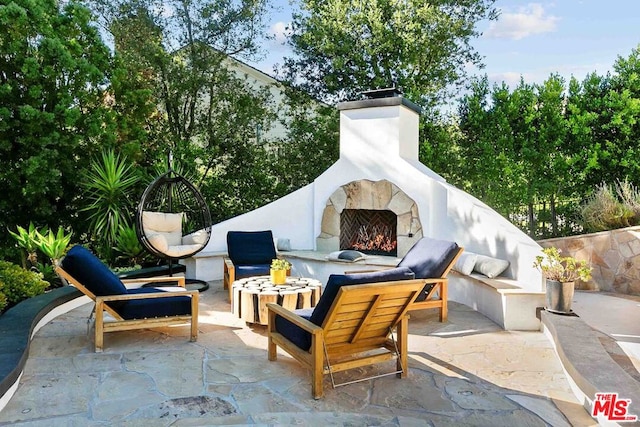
[[282, 0, 497, 108], [0, 0, 112, 258]]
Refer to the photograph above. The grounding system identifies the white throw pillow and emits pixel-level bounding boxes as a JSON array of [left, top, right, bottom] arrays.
[[473, 255, 510, 278], [276, 238, 291, 251], [183, 229, 208, 245], [453, 252, 477, 275]]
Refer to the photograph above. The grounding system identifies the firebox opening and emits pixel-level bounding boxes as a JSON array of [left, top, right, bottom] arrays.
[[340, 209, 397, 257]]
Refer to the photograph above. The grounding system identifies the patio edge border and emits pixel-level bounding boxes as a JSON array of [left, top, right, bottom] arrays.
[[0, 286, 84, 412], [541, 309, 640, 421]]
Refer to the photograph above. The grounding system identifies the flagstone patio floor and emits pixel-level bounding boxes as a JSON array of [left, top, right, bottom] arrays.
[[0, 281, 599, 426]]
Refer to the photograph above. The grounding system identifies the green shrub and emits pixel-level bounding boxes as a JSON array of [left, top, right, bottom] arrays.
[[0, 281, 7, 313], [0, 261, 48, 307], [580, 183, 636, 232], [616, 180, 640, 223]]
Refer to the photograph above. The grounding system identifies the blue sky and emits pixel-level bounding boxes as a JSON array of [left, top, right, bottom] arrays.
[[248, 1, 640, 91]]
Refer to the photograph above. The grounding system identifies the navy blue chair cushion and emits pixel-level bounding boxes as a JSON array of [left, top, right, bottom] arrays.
[[397, 237, 460, 302], [274, 308, 314, 351], [115, 287, 192, 320], [397, 237, 459, 279], [61, 245, 127, 297], [235, 264, 271, 279], [227, 231, 277, 266]]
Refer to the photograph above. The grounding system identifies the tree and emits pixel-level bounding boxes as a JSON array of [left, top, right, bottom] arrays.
[[87, 0, 281, 221], [0, 0, 113, 260], [282, 0, 497, 108]]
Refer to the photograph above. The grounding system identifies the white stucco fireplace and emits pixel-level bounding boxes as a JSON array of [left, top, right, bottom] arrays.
[[190, 89, 546, 330]]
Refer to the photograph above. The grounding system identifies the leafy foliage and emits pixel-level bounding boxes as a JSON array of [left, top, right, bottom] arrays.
[[270, 258, 291, 270], [533, 247, 592, 283], [81, 149, 140, 262], [439, 45, 640, 239], [9, 223, 70, 287], [0, 261, 48, 308], [580, 181, 640, 232], [0, 283, 6, 313], [86, 0, 281, 224], [282, 0, 497, 107], [113, 224, 147, 267], [8, 223, 43, 268], [0, 0, 113, 261], [34, 227, 73, 266]]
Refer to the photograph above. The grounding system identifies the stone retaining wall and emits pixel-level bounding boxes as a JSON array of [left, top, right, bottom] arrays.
[[539, 226, 640, 295]]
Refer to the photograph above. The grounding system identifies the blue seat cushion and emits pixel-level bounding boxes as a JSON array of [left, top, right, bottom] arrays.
[[227, 230, 277, 265], [275, 268, 414, 351], [235, 264, 271, 279], [397, 237, 460, 302], [114, 287, 192, 320], [61, 245, 127, 297], [274, 307, 314, 351]]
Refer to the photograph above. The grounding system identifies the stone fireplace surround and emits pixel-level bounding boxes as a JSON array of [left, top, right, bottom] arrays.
[[316, 179, 422, 258]]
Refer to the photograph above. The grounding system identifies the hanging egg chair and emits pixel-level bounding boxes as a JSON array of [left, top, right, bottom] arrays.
[[136, 167, 212, 290]]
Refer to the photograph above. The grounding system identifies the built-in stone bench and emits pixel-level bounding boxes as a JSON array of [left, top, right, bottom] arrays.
[[0, 286, 88, 412], [448, 272, 545, 331]]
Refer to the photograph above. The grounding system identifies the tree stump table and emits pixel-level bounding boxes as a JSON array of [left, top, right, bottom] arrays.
[[231, 276, 323, 325]]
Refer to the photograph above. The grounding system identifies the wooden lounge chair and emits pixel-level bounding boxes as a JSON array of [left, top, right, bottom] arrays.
[[267, 267, 424, 399], [56, 245, 199, 352], [396, 237, 463, 322], [223, 230, 289, 300], [345, 237, 463, 322]]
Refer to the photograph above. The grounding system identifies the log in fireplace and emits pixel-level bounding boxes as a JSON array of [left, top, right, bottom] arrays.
[[340, 209, 397, 256]]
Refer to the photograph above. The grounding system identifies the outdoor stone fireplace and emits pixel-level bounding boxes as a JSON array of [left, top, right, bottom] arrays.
[[316, 179, 422, 258]]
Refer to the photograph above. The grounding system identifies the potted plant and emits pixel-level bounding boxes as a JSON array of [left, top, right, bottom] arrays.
[[270, 258, 291, 285], [533, 247, 592, 314]]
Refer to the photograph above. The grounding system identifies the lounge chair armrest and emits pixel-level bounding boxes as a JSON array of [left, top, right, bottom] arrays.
[[121, 276, 186, 287], [266, 303, 322, 334], [98, 289, 198, 302], [419, 277, 447, 284], [224, 257, 235, 269]]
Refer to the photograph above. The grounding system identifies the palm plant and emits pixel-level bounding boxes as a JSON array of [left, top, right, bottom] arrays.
[[81, 149, 140, 261]]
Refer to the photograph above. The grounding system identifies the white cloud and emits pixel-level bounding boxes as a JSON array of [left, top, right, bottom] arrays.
[[486, 3, 559, 40], [270, 21, 291, 44], [488, 72, 530, 88]]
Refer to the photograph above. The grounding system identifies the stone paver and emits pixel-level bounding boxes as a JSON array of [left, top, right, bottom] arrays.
[[0, 281, 593, 426]]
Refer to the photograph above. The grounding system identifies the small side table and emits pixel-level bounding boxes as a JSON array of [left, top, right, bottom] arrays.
[[231, 276, 323, 325]]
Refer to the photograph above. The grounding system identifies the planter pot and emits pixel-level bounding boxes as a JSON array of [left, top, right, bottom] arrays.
[[546, 280, 575, 314], [270, 269, 287, 285]]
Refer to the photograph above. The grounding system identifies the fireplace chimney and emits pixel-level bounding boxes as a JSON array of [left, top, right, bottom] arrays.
[[336, 88, 421, 163]]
